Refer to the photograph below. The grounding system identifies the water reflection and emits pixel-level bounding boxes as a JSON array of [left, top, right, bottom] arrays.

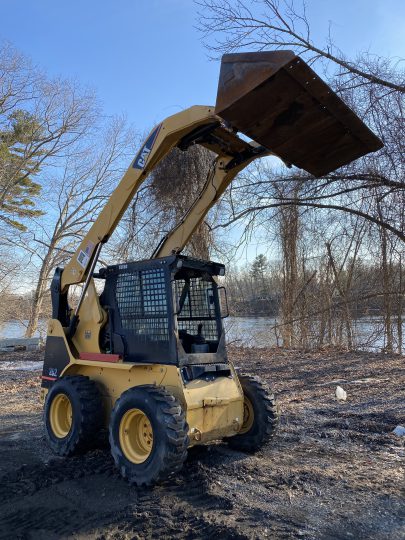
[[0, 316, 402, 351]]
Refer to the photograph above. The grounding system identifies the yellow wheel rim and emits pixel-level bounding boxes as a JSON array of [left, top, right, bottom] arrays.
[[49, 393, 73, 438], [119, 408, 154, 464], [239, 396, 254, 435]]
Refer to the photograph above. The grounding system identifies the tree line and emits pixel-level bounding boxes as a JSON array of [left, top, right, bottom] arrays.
[[195, 0, 405, 353], [0, 42, 135, 336], [0, 1, 404, 353]]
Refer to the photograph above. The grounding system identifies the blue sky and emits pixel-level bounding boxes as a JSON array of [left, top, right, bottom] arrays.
[[1, 0, 404, 132]]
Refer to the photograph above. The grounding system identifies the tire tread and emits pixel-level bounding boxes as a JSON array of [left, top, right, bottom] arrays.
[[227, 373, 279, 452], [44, 375, 103, 456], [109, 385, 189, 486]]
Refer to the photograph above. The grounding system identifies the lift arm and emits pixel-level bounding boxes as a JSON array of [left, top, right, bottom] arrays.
[[60, 50, 383, 293], [61, 108, 270, 292], [61, 105, 218, 291]]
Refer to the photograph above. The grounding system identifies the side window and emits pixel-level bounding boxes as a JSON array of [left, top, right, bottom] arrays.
[[141, 270, 167, 315], [115, 268, 169, 342], [174, 277, 219, 341]]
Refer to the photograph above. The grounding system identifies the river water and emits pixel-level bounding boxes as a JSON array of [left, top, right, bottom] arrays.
[[0, 316, 399, 351], [225, 316, 401, 351]]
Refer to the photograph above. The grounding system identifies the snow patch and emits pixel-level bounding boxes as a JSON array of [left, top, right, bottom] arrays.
[[0, 361, 43, 371]]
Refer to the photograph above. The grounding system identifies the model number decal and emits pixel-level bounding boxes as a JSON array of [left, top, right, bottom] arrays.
[[77, 241, 94, 269], [77, 250, 90, 269], [133, 124, 162, 170]]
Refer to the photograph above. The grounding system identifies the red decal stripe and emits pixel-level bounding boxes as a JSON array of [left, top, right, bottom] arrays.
[[41, 375, 57, 381], [79, 352, 120, 363]]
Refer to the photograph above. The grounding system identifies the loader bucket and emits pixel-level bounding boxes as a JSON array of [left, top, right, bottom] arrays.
[[215, 51, 383, 177]]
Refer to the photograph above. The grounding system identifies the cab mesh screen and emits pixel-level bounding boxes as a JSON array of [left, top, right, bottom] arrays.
[[175, 278, 219, 340], [115, 268, 168, 342]]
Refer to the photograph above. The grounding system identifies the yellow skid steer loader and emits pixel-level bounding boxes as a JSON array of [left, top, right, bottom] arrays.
[[40, 51, 382, 485]]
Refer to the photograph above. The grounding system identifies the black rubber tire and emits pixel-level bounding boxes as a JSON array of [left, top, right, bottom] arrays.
[[109, 385, 189, 486], [227, 374, 279, 452], [44, 375, 103, 456]]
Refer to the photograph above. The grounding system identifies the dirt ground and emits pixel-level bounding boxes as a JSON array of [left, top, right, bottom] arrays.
[[0, 347, 403, 540]]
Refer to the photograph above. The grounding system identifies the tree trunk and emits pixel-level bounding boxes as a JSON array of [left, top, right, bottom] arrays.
[[25, 248, 53, 338], [396, 255, 403, 354], [380, 228, 393, 352], [279, 200, 299, 347]]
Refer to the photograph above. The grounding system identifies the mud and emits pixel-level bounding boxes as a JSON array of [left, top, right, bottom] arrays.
[[0, 347, 403, 539]]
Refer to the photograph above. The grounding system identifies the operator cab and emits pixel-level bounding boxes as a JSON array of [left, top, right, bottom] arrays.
[[99, 255, 228, 367]]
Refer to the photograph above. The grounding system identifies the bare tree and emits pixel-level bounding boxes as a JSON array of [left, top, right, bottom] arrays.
[[14, 117, 134, 337], [197, 0, 404, 92], [196, 0, 405, 351], [0, 42, 97, 232], [197, 0, 404, 238], [277, 182, 300, 346], [115, 144, 216, 261]]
